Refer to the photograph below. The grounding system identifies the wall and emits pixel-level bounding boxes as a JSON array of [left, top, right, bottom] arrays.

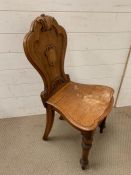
[[116, 49, 131, 107], [0, 0, 131, 118]]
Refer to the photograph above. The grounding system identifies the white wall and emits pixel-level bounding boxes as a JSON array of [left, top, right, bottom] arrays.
[[116, 49, 131, 107], [0, 0, 131, 118]]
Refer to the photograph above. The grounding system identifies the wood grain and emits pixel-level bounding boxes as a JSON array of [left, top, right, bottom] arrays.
[[23, 15, 114, 170], [0, 0, 130, 119]]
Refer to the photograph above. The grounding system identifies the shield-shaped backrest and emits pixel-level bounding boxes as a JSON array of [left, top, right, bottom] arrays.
[[23, 14, 70, 103]]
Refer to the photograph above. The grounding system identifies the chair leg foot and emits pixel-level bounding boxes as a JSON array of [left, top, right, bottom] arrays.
[[99, 117, 106, 134], [59, 115, 64, 120], [80, 159, 89, 170], [43, 105, 54, 140], [80, 131, 94, 170]]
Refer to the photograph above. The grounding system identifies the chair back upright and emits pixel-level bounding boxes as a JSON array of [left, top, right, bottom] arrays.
[[23, 14, 70, 104]]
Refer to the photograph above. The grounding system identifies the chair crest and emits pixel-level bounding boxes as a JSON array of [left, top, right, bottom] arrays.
[[31, 15, 56, 40]]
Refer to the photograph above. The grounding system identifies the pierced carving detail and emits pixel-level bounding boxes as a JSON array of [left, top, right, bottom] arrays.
[[51, 77, 66, 91], [45, 45, 56, 67], [23, 14, 70, 106]]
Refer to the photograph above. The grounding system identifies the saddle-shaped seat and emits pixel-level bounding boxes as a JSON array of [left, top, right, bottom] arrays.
[[47, 81, 114, 131]]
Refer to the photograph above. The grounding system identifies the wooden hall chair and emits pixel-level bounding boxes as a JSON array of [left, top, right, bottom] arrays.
[[23, 14, 114, 170]]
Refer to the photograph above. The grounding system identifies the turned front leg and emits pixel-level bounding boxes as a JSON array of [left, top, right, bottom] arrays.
[[80, 131, 94, 170]]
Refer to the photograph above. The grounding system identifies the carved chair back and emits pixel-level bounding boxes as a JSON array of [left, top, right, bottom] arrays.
[[23, 14, 70, 104]]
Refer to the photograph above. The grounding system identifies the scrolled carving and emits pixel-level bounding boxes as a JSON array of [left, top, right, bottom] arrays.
[[51, 76, 66, 92], [36, 14, 55, 32], [23, 14, 70, 105], [44, 45, 56, 67]]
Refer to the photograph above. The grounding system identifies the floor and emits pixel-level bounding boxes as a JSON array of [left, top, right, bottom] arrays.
[[0, 107, 131, 175]]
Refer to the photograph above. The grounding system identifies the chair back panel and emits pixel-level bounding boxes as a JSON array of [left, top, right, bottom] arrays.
[[23, 14, 70, 103]]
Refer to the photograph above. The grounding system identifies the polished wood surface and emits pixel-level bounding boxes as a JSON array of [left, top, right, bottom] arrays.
[[23, 14, 114, 170], [43, 105, 54, 141], [47, 81, 114, 131], [80, 131, 94, 170], [23, 14, 70, 105]]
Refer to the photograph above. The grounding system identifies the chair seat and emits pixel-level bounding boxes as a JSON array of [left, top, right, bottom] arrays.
[[47, 81, 114, 131]]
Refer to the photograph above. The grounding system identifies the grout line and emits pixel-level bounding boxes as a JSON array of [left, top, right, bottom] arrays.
[[0, 68, 33, 71], [0, 63, 125, 72], [62, 48, 130, 51], [0, 112, 46, 119], [0, 95, 40, 100], [118, 87, 131, 90], [0, 31, 131, 34], [0, 48, 129, 54], [0, 52, 23, 54], [66, 63, 125, 67], [0, 78, 120, 100], [69, 31, 131, 33], [0, 10, 131, 13], [72, 76, 121, 81], [69, 76, 121, 79], [0, 82, 42, 86]]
